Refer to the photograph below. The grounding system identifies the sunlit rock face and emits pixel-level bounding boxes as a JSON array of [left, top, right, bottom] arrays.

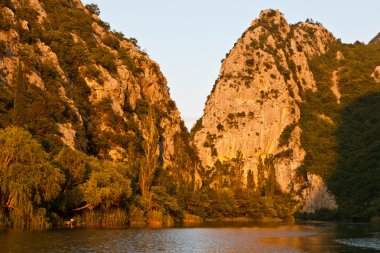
[[192, 9, 337, 212], [369, 32, 380, 45]]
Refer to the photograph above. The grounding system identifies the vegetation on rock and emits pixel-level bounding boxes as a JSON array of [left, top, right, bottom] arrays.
[[300, 42, 380, 220]]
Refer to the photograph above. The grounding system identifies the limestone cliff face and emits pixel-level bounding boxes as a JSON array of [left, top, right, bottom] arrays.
[[369, 32, 380, 45], [370, 33, 380, 83], [192, 10, 337, 212], [0, 0, 195, 182]]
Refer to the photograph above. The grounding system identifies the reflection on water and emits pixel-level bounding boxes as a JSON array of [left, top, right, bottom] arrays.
[[0, 222, 379, 253]]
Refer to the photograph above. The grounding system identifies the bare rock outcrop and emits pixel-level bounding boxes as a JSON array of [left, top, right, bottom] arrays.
[[369, 32, 380, 45], [331, 70, 341, 104], [372, 66, 380, 83]]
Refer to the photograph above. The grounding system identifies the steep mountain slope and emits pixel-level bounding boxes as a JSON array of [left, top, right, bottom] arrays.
[[300, 42, 380, 219], [192, 10, 338, 212], [0, 0, 197, 175], [1, 0, 190, 165], [0, 0, 198, 227]]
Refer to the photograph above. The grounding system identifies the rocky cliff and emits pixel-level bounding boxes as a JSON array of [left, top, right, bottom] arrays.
[[192, 10, 338, 212], [0, 0, 197, 187], [369, 32, 380, 45]]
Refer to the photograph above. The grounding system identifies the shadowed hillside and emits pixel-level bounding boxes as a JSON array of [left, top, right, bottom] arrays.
[[330, 92, 380, 220]]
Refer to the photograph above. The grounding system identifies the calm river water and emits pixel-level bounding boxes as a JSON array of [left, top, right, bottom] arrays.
[[1, 222, 380, 252]]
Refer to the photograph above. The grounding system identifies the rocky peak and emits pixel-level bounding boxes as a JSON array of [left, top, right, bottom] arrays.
[[259, 9, 284, 20], [250, 9, 289, 41], [256, 9, 288, 27], [192, 10, 336, 212]]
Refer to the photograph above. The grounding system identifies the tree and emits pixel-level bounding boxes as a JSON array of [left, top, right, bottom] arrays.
[[85, 3, 100, 16], [230, 151, 244, 192], [151, 186, 180, 217], [247, 170, 255, 190], [129, 37, 140, 49], [0, 127, 63, 227], [54, 147, 90, 193], [79, 160, 132, 211], [167, 128, 197, 196], [257, 157, 265, 193], [53, 147, 90, 212], [139, 106, 160, 198], [13, 62, 27, 127], [265, 155, 277, 196]]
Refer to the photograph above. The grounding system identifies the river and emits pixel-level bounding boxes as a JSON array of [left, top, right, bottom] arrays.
[[1, 222, 380, 252]]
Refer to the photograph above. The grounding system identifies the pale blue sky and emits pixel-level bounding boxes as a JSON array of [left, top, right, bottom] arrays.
[[82, 0, 380, 129]]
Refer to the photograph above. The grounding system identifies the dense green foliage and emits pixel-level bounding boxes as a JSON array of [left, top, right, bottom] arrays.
[[332, 93, 380, 220], [278, 123, 297, 147], [300, 42, 380, 220], [184, 153, 296, 221], [0, 127, 63, 228]]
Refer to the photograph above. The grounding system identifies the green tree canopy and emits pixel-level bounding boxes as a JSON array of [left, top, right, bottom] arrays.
[[80, 160, 132, 211], [0, 127, 63, 227]]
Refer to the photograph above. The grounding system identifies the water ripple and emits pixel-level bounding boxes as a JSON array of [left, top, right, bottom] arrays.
[[2, 223, 379, 253], [336, 238, 380, 250]]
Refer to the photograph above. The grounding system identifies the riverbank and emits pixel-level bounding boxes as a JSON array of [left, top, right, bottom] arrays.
[[36, 213, 296, 230]]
